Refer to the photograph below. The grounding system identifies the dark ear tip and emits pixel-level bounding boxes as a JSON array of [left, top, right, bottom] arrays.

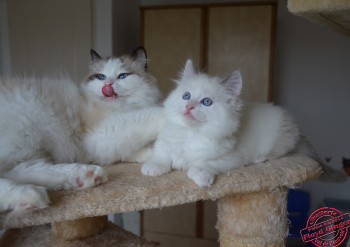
[[132, 46, 147, 59], [131, 46, 148, 70], [90, 49, 102, 61]]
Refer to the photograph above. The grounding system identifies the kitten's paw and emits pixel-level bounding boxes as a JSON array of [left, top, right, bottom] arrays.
[[11, 185, 49, 212], [72, 165, 108, 189], [132, 147, 153, 163], [187, 167, 215, 187], [141, 162, 171, 176]]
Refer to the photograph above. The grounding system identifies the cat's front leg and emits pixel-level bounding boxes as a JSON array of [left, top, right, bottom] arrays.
[[187, 166, 215, 187], [67, 164, 108, 189], [141, 150, 172, 176], [0, 178, 49, 213], [141, 159, 171, 176], [141, 141, 172, 176]]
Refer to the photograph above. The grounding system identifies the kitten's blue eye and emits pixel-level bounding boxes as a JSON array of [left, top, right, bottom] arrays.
[[118, 73, 132, 80], [201, 97, 213, 106], [95, 74, 106, 80], [182, 92, 191, 100]]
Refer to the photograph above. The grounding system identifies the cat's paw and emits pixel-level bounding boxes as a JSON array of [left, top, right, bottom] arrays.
[[10, 185, 50, 212], [141, 162, 171, 176], [187, 167, 215, 187], [71, 165, 108, 189]]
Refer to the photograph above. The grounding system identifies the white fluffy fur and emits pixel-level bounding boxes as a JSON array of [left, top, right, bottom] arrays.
[[142, 60, 300, 187], [0, 48, 162, 215], [0, 76, 107, 215]]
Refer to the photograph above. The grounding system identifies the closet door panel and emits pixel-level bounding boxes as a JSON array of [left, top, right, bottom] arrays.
[[208, 5, 275, 102], [142, 8, 202, 95]]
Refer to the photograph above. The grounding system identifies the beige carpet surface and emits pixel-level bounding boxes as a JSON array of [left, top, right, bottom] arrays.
[[0, 154, 321, 229]]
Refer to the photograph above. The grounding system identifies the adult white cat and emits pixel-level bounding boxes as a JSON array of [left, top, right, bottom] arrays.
[[0, 47, 161, 214], [82, 48, 163, 164], [141, 60, 315, 187]]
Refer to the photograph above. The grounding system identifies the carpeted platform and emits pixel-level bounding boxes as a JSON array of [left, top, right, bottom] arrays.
[[0, 155, 322, 246], [0, 154, 320, 229], [288, 0, 350, 35]]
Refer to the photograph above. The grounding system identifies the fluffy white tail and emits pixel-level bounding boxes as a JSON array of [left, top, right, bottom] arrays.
[[293, 136, 347, 183]]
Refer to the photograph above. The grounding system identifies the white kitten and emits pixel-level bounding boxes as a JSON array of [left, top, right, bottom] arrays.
[[82, 48, 163, 164], [142, 60, 300, 187]]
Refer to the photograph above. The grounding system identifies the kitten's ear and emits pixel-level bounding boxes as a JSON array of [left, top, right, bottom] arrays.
[[90, 49, 102, 61], [182, 59, 196, 79], [222, 70, 242, 96], [131, 46, 147, 70]]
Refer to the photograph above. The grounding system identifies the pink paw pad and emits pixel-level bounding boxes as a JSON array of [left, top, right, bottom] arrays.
[[76, 177, 84, 187], [86, 170, 94, 178], [94, 176, 101, 183], [19, 203, 38, 210]]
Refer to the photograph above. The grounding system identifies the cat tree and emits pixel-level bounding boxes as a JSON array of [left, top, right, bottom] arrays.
[[288, 0, 350, 36], [0, 154, 321, 246]]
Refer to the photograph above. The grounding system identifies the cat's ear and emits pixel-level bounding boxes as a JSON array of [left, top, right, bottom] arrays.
[[90, 49, 102, 61], [182, 59, 196, 80], [131, 46, 147, 70], [222, 70, 242, 96]]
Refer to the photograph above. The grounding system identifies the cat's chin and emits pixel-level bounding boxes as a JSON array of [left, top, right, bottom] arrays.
[[183, 113, 200, 124], [103, 95, 118, 101]]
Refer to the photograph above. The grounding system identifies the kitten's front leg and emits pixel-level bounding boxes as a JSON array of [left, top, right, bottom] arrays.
[[187, 166, 215, 188], [141, 141, 172, 176], [141, 160, 171, 176], [141, 151, 172, 176], [187, 153, 244, 187]]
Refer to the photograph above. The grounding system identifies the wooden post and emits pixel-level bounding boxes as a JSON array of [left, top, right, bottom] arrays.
[[217, 187, 289, 247], [51, 215, 108, 240]]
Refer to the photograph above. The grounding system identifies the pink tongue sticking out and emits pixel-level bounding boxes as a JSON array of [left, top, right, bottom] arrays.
[[102, 84, 116, 97]]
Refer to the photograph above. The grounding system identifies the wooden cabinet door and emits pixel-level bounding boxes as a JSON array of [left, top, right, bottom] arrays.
[[142, 7, 203, 96], [208, 4, 276, 102]]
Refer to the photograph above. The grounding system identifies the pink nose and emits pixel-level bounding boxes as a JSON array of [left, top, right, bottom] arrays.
[[186, 103, 195, 112]]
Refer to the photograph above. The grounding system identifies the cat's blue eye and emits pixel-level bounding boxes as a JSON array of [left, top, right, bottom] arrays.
[[201, 97, 213, 106], [118, 73, 132, 80], [95, 74, 106, 80], [182, 92, 191, 100]]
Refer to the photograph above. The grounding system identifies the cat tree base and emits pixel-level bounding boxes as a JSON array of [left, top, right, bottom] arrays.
[[218, 188, 288, 247], [0, 221, 155, 247], [0, 155, 322, 247], [52, 215, 109, 240]]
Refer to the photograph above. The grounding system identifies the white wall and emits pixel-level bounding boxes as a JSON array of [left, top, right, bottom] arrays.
[[275, 0, 350, 210], [92, 0, 113, 57], [113, 0, 141, 56]]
